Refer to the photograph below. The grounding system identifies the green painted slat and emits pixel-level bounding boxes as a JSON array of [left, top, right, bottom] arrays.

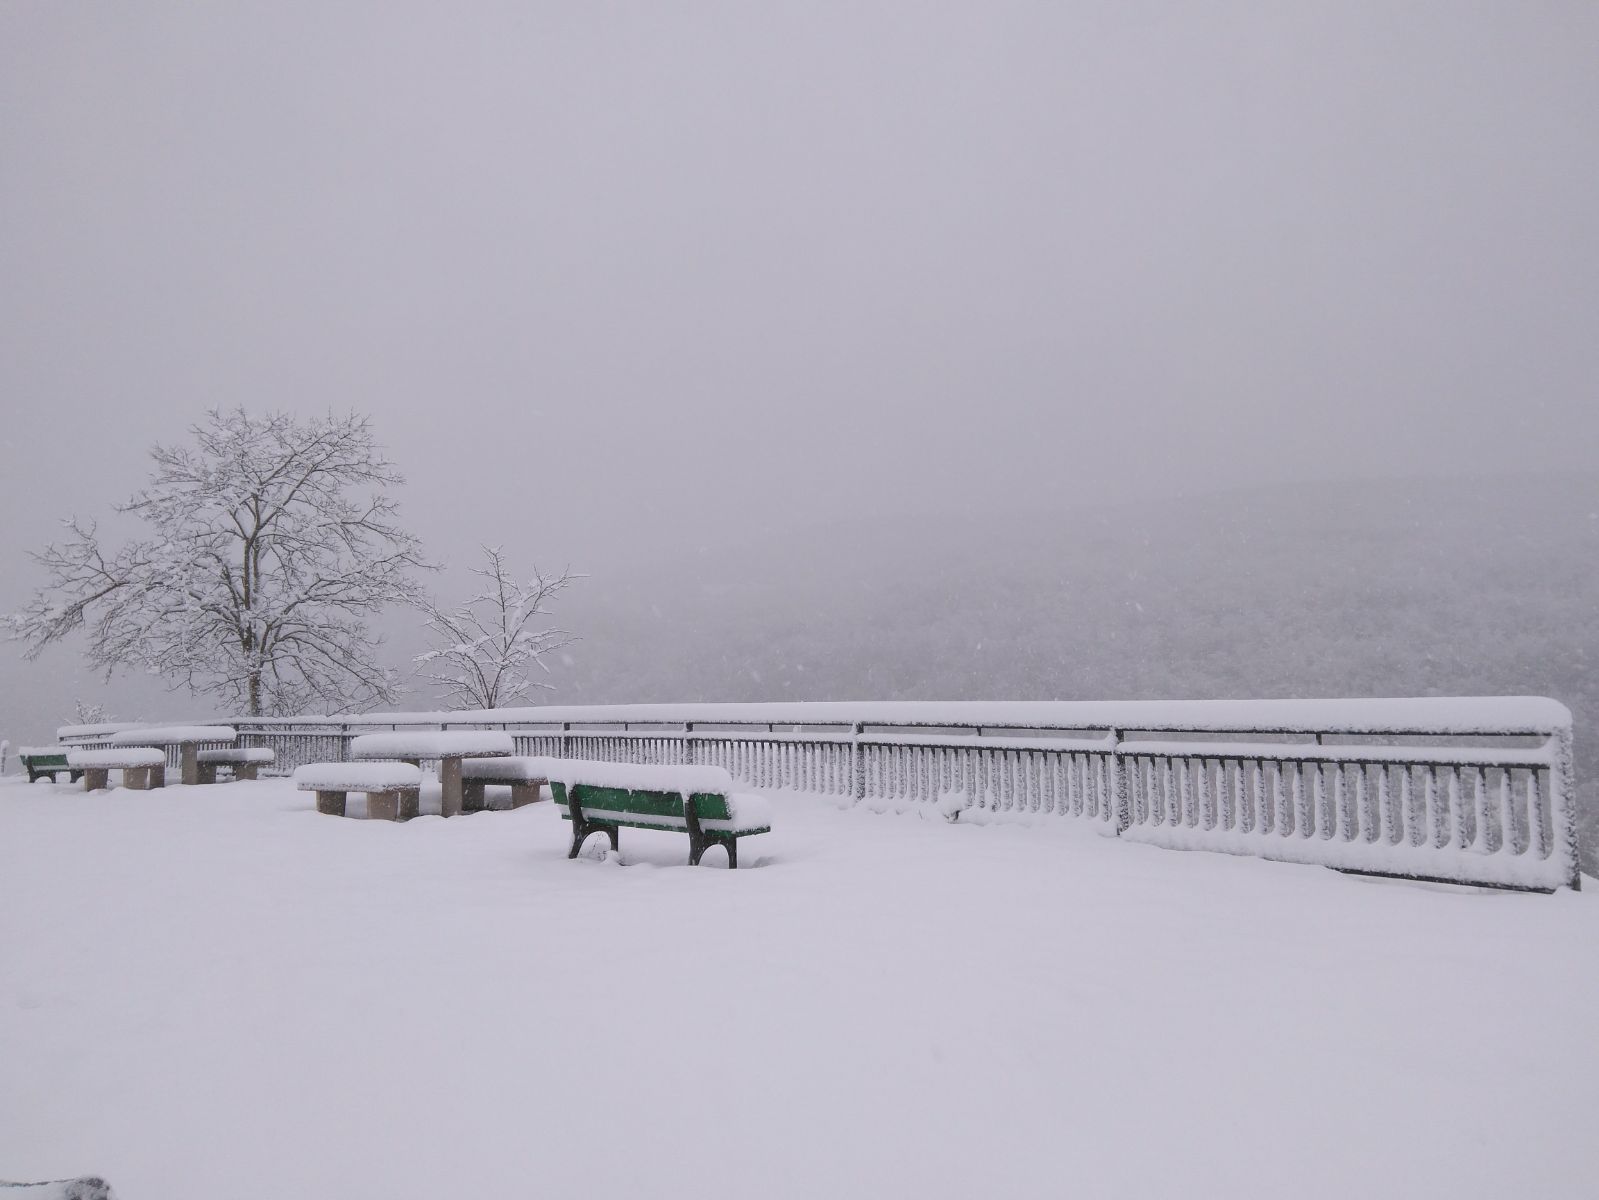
[[549, 781, 733, 821]]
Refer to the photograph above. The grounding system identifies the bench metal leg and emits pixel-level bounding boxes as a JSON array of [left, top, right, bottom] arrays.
[[568, 814, 619, 859], [315, 789, 347, 817], [684, 800, 739, 868]]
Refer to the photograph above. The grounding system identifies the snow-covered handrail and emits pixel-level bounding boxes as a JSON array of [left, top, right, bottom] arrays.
[[66, 696, 1569, 738], [57, 697, 1579, 891]]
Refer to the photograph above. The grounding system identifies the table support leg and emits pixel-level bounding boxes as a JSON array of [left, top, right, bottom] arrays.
[[440, 757, 463, 818]]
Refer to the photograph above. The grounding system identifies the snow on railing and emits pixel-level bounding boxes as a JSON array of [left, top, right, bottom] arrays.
[[59, 698, 1580, 891]]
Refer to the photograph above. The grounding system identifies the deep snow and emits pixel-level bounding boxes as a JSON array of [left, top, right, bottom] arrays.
[[2, 775, 1595, 1199]]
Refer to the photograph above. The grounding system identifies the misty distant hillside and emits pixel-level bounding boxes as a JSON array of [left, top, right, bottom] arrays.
[[546, 472, 1599, 868]]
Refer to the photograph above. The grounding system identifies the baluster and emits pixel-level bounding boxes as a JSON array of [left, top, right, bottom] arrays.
[[1499, 770, 1515, 854], [1252, 759, 1267, 835], [1471, 767, 1490, 853], [1376, 765, 1393, 844], [1423, 767, 1440, 848], [1447, 768, 1465, 849]]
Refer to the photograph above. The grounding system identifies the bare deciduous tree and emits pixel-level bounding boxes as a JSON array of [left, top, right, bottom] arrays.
[[414, 546, 578, 710], [6, 408, 429, 716]]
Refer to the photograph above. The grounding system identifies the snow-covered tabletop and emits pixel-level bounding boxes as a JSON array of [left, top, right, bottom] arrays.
[[108, 725, 238, 746], [349, 731, 514, 761], [349, 731, 515, 817]]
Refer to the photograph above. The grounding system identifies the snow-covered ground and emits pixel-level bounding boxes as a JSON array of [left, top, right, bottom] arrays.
[[2, 775, 1595, 1199]]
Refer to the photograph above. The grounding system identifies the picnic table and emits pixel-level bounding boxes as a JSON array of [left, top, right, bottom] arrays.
[[350, 731, 515, 818], [108, 725, 237, 786]]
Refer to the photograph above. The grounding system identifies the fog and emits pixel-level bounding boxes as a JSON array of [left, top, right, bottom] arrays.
[[2, 4, 1597, 751]]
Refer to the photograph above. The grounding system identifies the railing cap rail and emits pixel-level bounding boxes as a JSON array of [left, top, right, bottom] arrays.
[[63, 696, 1571, 741]]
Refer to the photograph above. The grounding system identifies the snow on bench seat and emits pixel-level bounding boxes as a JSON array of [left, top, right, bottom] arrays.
[[195, 746, 275, 784], [108, 725, 237, 746], [349, 731, 514, 759], [68, 748, 166, 768], [544, 759, 735, 796], [293, 762, 423, 791], [460, 755, 551, 783], [197, 747, 276, 764]]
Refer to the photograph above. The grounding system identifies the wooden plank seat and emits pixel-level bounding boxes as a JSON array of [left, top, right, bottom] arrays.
[[293, 762, 424, 821], [195, 747, 276, 784], [547, 760, 772, 868], [18, 747, 83, 783], [459, 756, 548, 812], [67, 747, 167, 791]]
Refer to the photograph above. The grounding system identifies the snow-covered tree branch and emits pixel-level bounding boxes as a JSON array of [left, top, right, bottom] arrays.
[[5, 408, 430, 716], [414, 546, 579, 710]]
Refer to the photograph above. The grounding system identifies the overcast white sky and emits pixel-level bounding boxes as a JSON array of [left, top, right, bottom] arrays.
[[2, 2, 1597, 736]]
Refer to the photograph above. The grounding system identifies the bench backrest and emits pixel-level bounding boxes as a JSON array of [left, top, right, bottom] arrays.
[[21, 751, 69, 767], [552, 781, 734, 823]]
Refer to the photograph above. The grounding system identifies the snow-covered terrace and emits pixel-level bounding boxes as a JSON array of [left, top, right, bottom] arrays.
[[1, 773, 1594, 1199]]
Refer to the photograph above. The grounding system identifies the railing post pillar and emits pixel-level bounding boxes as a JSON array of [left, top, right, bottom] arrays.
[[684, 722, 695, 766], [1554, 724, 1581, 891], [852, 722, 866, 805], [561, 722, 571, 760], [1112, 728, 1130, 835]]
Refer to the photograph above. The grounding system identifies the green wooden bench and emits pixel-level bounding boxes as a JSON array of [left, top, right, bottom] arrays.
[[18, 748, 84, 784], [544, 760, 772, 868]]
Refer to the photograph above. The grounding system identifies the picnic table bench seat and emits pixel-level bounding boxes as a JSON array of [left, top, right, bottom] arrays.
[[18, 747, 83, 783], [195, 747, 275, 783], [460, 755, 549, 811], [294, 762, 423, 822], [548, 760, 772, 868], [67, 747, 167, 791]]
